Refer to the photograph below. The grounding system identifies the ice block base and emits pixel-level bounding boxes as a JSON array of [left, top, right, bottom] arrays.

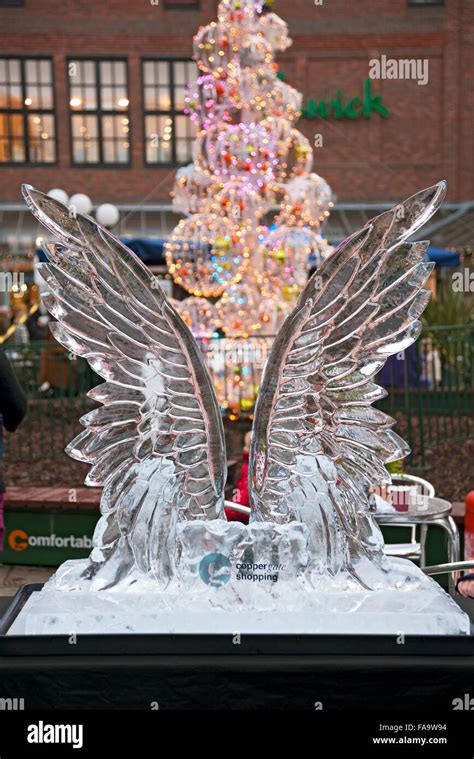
[[6, 558, 469, 636]]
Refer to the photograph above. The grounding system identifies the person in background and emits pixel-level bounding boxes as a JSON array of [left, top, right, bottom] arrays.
[[26, 309, 49, 342], [234, 431, 251, 506], [0, 347, 27, 550], [420, 336, 442, 390], [225, 431, 251, 524], [39, 327, 76, 396], [0, 306, 10, 339], [11, 306, 30, 345], [456, 575, 474, 599]]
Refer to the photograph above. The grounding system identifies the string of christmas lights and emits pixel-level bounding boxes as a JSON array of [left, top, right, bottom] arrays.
[[164, 0, 336, 415]]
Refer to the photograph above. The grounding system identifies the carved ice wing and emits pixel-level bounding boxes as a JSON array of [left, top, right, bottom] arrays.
[[249, 182, 445, 575], [23, 185, 226, 582]]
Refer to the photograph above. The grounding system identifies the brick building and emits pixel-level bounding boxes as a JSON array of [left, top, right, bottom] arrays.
[[0, 0, 473, 247]]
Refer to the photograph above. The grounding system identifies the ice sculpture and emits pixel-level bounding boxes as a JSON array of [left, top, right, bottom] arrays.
[[16, 181, 469, 636]]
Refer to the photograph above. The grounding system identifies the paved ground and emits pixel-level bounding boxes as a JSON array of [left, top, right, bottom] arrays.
[[0, 564, 55, 596]]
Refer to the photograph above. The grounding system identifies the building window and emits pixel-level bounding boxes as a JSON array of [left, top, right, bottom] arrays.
[[0, 57, 55, 164], [0, 1, 25, 6], [68, 59, 130, 165], [408, 1, 444, 5], [143, 59, 197, 166]]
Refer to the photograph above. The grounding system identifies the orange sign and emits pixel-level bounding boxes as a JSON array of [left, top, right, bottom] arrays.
[[8, 529, 29, 552]]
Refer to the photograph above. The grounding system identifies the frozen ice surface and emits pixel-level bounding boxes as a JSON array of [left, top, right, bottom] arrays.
[[7, 520, 470, 636], [7, 557, 469, 636]]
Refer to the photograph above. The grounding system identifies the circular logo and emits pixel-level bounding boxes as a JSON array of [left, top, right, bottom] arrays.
[[8, 529, 29, 552], [199, 553, 232, 588]]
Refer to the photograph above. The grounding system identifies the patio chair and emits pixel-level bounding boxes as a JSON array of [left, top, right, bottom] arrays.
[[378, 473, 435, 564]]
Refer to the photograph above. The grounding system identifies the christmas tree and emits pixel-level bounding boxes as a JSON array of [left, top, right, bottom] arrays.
[[165, 0, 334, 414]]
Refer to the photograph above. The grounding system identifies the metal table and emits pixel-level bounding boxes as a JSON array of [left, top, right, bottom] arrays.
[[375, 496, 460, 593]]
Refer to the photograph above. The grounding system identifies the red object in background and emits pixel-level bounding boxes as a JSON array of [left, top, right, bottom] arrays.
[[234, 450, 249, 506], [464, 491, 474, 560], [224, 504, 249, 524], [224, 450, 250, 524]]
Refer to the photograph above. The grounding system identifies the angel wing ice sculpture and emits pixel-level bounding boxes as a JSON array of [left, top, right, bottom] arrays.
[[23, 186, 226, 589], [22, 181, 446, 591], [249, 182, 445, 585]]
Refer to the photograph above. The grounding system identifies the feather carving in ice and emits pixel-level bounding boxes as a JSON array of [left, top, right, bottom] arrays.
[[249, 182, 446, 582], [22, 185, 226, 589], [23, 182, 446, 591]]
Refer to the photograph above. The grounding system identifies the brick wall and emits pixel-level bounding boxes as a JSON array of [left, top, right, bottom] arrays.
[[0, 0, 472, 204]]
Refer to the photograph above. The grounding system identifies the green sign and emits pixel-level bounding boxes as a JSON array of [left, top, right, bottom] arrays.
[[2, 510, 99, 567], [302, 79, 389, 120]]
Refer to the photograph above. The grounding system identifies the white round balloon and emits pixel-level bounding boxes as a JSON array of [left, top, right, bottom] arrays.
[[96, 203, 120, 228], [47, 188, 69, 206], [69, 193, 93, 216]]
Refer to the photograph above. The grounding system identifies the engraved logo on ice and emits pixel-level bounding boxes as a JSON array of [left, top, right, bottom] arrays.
[[199, 552, 232, 587], [236, 562, 286, 583]]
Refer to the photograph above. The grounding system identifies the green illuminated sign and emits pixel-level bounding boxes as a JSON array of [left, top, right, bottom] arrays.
[[302, 79, 389, 120]]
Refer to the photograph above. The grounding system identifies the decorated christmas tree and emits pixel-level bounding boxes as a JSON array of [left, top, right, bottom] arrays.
[[165, 0, 335, 413]]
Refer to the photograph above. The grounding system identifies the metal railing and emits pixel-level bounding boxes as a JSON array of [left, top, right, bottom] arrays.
[[2, 341, 99, 462], [2, 324, 472, 465], [378, 324, 473, 466]]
